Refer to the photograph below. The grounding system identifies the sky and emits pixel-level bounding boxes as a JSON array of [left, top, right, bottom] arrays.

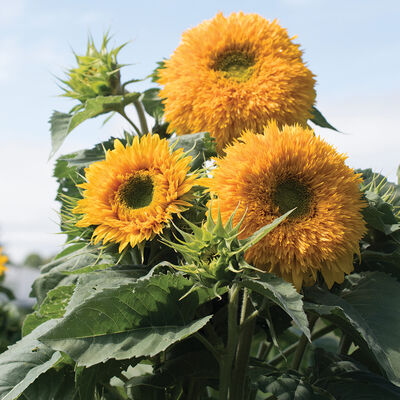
[[0, 0, 399, 263]]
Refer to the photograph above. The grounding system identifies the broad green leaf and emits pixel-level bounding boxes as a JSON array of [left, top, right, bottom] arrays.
[[241, 272, 310, 340], [305, 271, 400, 385], [30, 246, 114, 306], [0, 320, 61, 400], [20, 368, 78, 400], [141, 88, 164, 122], [312, 349, 400, 400], [49, 92, 139, 157], [40, 273, 215, 366], [23, 285, 75, 336], [169, 131, 217, 171], [253, 371, 334, 399], [49, 111, 74, 159], [309, 106, 338, 132]]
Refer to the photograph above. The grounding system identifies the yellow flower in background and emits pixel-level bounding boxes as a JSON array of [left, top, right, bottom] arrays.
[[0, 247, 8, 276], [158, 12, 316, 151], [205, 122, 366, 290], [73, 134, 198, 252]]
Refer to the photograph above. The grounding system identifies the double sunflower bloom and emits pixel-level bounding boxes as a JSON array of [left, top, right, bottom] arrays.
[[73, 12, 366, 290]]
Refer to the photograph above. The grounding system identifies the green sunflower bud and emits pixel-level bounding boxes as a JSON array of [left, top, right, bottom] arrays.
[[163, 206, 291, 287], [61, 34, 125, 103]]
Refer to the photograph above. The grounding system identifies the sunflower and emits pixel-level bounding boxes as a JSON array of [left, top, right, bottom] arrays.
[[158, 12, 316, 151], [73, 134, 198, 252], [0, 247, 8, 276], [205, 122, 366, 290]]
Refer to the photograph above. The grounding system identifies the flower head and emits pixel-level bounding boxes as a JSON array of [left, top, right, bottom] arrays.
[[73, 134, 198, 252], [158, 12, 316, 151], [61, 34, 124, 103], [205, 122, 367, 290], [0, 247, 8, 276]]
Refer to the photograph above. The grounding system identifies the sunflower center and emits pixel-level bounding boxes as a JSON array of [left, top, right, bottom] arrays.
[[118, 174, 154, 209], [213, 51, 255, 82], [273, 179, 312, 218]]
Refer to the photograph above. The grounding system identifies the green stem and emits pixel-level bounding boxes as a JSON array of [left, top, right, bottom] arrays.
[[269, 322, 334, 366], [291, 315, 318, 371], [118, 109, 141, 136], [231, 289, 257, 400], [219, 284, 240, 400], [257, 341, 273, 360], [194, 333, 221, 363], [133, 97, 149, 135], [339, 333, 352, 355]]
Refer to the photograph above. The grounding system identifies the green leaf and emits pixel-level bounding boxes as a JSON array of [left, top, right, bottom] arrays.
[[141, 88, 164, 122], [305, 271, 400, 386], [169, 132, 217, 171], [312, 349, 400, 400], [40, 273, 215, 366], [49, 93, 139, 157], [240, 272, 310, 340], [49, 111, 74, 159], [0, 320, 61, 400], [21, 367, 78, 400], [309, 106, 338, 132], [23, 285, 75, 336], [253, 371, 334, 399], [30, 246, 114, 306]]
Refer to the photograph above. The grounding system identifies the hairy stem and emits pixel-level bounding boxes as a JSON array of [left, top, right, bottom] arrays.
[[118, 109, 141, 136], [269, 323, 335, 366], [219, 284, 240, 400], [133, 98, 149, 135], [231, 289, 257, 400], [339, 333, 352, 355]]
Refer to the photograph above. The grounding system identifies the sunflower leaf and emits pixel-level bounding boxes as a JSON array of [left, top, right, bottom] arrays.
[[169, 131, 217, 171], [22, 285, 75, 336], [309, 106, 338, 132], [40, 273, 215, 367], [0, 320, 62, 400], [251, 370, 334, 399], [240, 272, 310, 340], [49, 93, 139, 157], [305, 271, 400, 386]]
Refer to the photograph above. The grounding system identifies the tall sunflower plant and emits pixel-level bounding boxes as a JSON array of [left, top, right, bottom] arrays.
[[2, 13, 400, 400]]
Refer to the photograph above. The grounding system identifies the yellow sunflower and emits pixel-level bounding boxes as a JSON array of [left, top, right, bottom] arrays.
[[0, 247, 8, 276], [158, 12, 316, 151], [73, 134, 198, 252], [205, 122, 366, 290]]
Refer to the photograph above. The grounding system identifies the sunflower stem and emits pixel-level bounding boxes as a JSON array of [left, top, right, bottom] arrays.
[[291, 315, 318, 371], [219, 284, 240, 400], [339, 333, 352, 355], [132, 97, 149, 135], [230, 288, 257, 400], [118, 109, 141, 136], [268, 323, 335, 366]]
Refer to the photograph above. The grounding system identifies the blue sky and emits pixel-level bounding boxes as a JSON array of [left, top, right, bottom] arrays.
[[1, 0, 399, 262]]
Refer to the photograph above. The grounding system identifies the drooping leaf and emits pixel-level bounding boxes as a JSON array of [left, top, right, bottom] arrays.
[[141, 88, 164, 122], [240, 272, 310, 340], [20, 367, 78, 400], [30, 246, 114, 306], [40, 273, 215, 367], [23, 285, 75, 336], [305, 271, 400, 386], [312, 349, 400, 400], [309, 106, 338, 132], [0, 321, 61, 400], [169, 131, 217, 171], [49, 93, 139, 157]]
